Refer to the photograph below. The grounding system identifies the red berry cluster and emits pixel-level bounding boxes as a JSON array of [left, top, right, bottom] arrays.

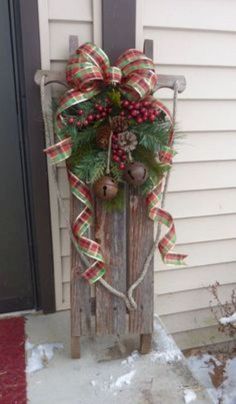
[[66, 102, 112, 129], [112, 133, 126, 170], [120, 99, 160, 124]]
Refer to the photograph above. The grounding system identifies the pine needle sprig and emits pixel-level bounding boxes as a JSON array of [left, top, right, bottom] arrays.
[[139, 177, 155, 195], [71, 149, 107, 184], [133, 146, 167, 182], [110, 162, 124, 183], [132, 120, 171, 152], [70, 126, 97, 150]]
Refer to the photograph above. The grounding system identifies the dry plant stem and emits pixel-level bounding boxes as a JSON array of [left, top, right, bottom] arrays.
[[209, 282, 236, 338]]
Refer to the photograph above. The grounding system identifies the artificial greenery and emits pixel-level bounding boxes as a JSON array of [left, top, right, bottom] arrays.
[[132, 121, 171, 152], [55, 87, 173, 211]]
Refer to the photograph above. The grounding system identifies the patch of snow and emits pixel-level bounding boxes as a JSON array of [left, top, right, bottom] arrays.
[[151, 316, 183, 363], [219, 312, 236, 325], [90, 380, 96, 387], [187, 354, 221, 403], [184, 389, 197, 403], [25, 339, 34, 351], [121, 350, 140, 366], [110, 370, 136, 389], [187, 354, 219, 389], [187, 353, 236, 404], [26, 343, 63, 374], [222, 357, 236, 404]]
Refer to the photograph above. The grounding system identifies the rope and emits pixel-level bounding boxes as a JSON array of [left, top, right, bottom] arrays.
[[127, 81, 179, 308], [40, 75, 133, 311]]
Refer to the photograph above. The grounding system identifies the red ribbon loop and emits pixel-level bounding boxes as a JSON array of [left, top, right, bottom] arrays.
[[65, 42, 158, 102]]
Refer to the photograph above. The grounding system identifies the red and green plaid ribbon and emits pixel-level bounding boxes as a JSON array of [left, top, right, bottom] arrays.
[[44, 137, 72, 164], [68, 170, 106, 283], [55, 42, 158, 136], [44, 145, 106, 283]]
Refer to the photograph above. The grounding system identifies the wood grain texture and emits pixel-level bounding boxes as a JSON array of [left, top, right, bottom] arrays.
[[95, 192, 127, 335], [71, 336, 80, 359], [140, 333, 152, 354], [70, 195, 92, 337], [128, 189, 154, 334]]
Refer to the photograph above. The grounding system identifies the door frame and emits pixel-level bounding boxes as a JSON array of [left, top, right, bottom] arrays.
[[11, 0, 55, 313]]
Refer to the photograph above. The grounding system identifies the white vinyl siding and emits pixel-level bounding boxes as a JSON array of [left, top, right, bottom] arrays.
[[137, 0, 236, 348], [37, 0, 102, 310]]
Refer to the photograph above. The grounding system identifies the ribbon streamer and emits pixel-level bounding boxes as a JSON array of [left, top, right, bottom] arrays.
[[145, 99, 187, 266], [67, 170, 106, 283], [44, 137, 72, 164]]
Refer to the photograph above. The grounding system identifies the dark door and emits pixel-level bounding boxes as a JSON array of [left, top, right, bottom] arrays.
[[0, 0, 35, 312]]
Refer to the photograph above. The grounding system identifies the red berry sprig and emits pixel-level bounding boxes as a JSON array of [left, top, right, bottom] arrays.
[[67, 102, 112, 129], [112, 133, 127, 170], [120, 99, 160, 124]]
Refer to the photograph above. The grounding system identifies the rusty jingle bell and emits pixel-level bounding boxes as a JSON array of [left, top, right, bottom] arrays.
[[94, 175, 119, 200], [124, 161, 149, 186]]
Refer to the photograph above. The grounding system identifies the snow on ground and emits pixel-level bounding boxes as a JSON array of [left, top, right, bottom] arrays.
[[151, 315, 183, 363], [121, 350, 140, 367], [184, 389, 197, 403], [219, 312, 236, 325], [186, 352, 236, 404], [110, 370, 136, 389], [26, 341, 63, 373], [26, 312, 212, 403]]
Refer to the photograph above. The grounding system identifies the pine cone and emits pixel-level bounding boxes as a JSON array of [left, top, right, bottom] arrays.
[[111, 116, 128, 133], [118, 131, 138, 152], [96, 123, 112, 149]]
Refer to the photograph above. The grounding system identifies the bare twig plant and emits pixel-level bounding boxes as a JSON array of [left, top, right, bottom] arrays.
[[209, 282, 236, 338]]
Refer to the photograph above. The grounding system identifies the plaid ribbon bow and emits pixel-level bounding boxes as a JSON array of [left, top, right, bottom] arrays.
[[56, 42, 158, 118]]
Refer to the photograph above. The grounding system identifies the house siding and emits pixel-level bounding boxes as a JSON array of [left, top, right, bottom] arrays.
[[37, 0, 101, 310], [137, 0, 236, 348], [38, 0, 236, 349]]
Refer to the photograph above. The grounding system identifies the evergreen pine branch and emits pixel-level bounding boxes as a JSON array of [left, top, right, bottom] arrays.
[[70, 125, 97, 150], [139, 177, 155, 195], [71, 149, 107, 184], [133, 146, 167, 182], [132, 121, 171, 152], [110, 162, 124, 183]]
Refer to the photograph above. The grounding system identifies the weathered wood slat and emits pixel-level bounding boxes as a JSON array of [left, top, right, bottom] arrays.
[[140, 333, 152, 354], [95, 192, 127, 335], [128, 189, 154, 334], [71, 336, 80, 359]]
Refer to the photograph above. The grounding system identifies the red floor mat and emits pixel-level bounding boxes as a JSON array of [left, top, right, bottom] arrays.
[[0, 317, 26, 404]]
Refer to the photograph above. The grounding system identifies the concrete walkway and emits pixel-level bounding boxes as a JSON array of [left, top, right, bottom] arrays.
[[26, 311, 212, 404]]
